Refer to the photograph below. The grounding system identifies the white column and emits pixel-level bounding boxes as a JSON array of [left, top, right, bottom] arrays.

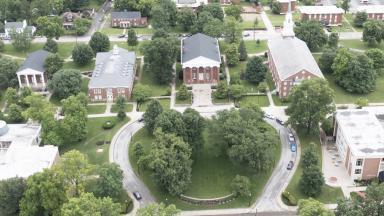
[[26, 75, 30, 87], [33, 74, 37, 86], [41, 74, 46, 89], [17, 74, 22, 88]]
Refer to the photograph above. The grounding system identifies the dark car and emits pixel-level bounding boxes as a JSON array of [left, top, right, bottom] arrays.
[[118, 34, 126, 38], [133, 191, 142, 200], [138, 117, 144, 122], [287, 161, 294, 170], [290, 143, 296, 152], [276, 118, 284, 125]]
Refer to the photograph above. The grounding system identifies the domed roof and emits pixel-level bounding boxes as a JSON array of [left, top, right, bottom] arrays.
[[0, 120, 9, 136]]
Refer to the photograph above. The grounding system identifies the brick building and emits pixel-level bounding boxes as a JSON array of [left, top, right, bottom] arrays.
[[88, 46, 136, 102], [110, 11, 147, 28], [357, 5, 384, 21], [181, 33, 221, 85], [299, 6, 344, 26], [333, 109, 384, 181], [267, 2, 323, 98], [277, 0, 296, 14]]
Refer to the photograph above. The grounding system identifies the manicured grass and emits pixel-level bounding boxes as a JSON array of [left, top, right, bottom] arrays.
[[228, 61, 264, 93], [138, 67, 170, 97], [61, 116, 130, 165], [1, 42, 77, 59], [238, 95, 269, 107], [285, 132, 344, 204], [129, 126, 281, 210], [110, 104, 134, 113], [272, 95, 290, 106], [213, 97, 231, 104], [139, 99, 170, 112], [265, 11, 300, 27], [344, 14, 363, 32], [175, 95, 192, 105], [101, 27, 124, 35], [339, 39, 384, 51], [134, 27, 154, 35], [81, 77, 90, 94], [325, 74, 384, 103], [87, 105, 106, 114], [62, 60, 95, 72], [331, 18, 355, 33], [241, 20, 266, 30], [243, 40, 268, 54]]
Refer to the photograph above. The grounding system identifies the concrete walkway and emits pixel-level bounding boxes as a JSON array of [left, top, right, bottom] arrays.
[[260, 11, 275, 34]]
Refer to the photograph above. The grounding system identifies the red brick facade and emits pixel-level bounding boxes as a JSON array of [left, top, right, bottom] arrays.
[[367, 13, 384, 20], [111, 17, 148, 28], [279, 1, 296, 14], [183, 66, 219, 85], [301, 13, 342, 25], [88, 87, 131, 102]]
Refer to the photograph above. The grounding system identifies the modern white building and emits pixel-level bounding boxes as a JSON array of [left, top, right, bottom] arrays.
[[333, 109, 384, 181], [0, 121, 59, 180]]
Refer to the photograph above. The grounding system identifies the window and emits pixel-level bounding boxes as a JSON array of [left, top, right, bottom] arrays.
[[192, 72, 197, 80], [356, 159, 363, 166], [94, 89, 101, 94], [354, 169, 362, 174]]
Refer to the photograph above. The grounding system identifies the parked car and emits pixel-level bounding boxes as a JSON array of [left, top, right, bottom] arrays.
[[276, 118, 284, 125], [288, 133, 295, 142], [290, 143, 296, 152], [138, 117, 144, 122], [133, 191, 142, 200], [118, 34, 126, 38], [243, 33, 250, 37], [287, 161, 294, 170], [264, 113, 275, 120]]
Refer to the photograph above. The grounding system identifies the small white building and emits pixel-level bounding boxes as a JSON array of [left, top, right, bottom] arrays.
[[0, 121, 59, 180], [0, 20, 36, 40], [333, 109, 384, 181]]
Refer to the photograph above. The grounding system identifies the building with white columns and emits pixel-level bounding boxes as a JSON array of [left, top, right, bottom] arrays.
[[17, 50, 50, 91]]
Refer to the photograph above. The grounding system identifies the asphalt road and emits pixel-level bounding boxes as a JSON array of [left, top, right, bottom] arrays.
[[88, 0, 112, 35]]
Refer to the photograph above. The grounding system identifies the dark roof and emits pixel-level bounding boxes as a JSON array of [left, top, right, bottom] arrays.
[[111, 11, 142, 20], [18, 50, 51, 72], [181, 33, 221, 63], [5, 22, 24, 29]]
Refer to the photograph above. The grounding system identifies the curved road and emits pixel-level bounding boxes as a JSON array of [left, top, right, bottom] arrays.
[[110, 114, 299, 215]]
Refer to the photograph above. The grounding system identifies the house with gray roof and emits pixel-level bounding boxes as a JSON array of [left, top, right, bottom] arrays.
[[181, 33, 221, 85], [267, 2, 323, 98], [0, 20, 36, 40], [88, 45, 136, 102], [17, 50, 51, 91], [110, 11, 147, 28]]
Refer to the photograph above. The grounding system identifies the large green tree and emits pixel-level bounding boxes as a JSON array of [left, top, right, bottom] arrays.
[[43, 38, 58, 53], [301, 142, 319, 169], [10, 30, 32, 52], [225, 43, 239, 66], [150, 0, 177, 29], [177, 8, 196, 31], [299, 165, 325, 197], [353, 11, 367, 28], [224, 5, 242, 20], [143, 99, 163, 133], [154, 110, 186, 138], [366, 48, 384, 73], [61, 193, 120, 216], [202, 3, 224, 21], [363, 20, 384, 46], [238, 40, 248, 61], [298, 198, 334, 216], [89, 32, 110, 54], [137, 203, 180, 216], [182, 108, 205, 156], [223, 17, 242, 44], [94, 163, 123, 201], [0, 177, 26, 216], [245, 56, 267, 84], [132, 84, 152, 109], [72, 44, 94, 66], [36, 16, 64, 39], [294, 20, 328, 51], [114, 0, 137, 11], [0, 57, 19, 89], [286, 79, 335, 134], [48, 69, 82, 100], [319, 48, 337, 74], [127, 29, 138, 47], [44, 53, 64, 79], [230, 175, 251, 197]]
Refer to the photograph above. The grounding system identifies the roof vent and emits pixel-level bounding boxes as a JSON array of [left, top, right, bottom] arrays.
[[0, 120, 9, 136]]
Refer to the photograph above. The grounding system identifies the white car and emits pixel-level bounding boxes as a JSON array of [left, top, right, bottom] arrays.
[[264, 113, 275, 120], [288, 133, 295, 142]]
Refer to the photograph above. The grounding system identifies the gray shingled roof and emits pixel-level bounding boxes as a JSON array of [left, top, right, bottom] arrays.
[[89, 46, 136, 88], [268, 37, 323, 80], [5, 22, 24, 29], [18, 50, 51, 73], [181, 33, 221, 64], [111, 11, 141, 20]]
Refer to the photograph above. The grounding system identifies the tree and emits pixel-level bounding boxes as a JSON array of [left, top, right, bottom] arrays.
[[150, 0, 177, 29], [355, 97, 369, 108], [134, 142, 144, 159], [36, 16, 63, 39], [0, 39, 4, 52], [225, 43, 239, 66], [363, 20, 384, 46], [294, 20, 328, 51], [137, 0, 156, 17], [298, 198, 334, 216], [182, 108, 205, 156], [0, 177, 26, 216], [0, 58, 18, 89], [224, 5, 242, 20], [5, 87, 19, 105], [7, 104, 24, 123], [238, 40, 248, 61], [353, 11, 367, 28], [214, 81, 228, 99], [127, 29, 138, 47], [143, 37, 177, 84], [154, 110, 186, 138], [231, 175, 251, 197], [73, 18, 92, 36], [319, 48, 337, 74], [137, 203, 180, 216], [114, 0, 137, 11], [143, 99, 163, 133], [43, 38, 58, 53], [147, 130, 192, 195], [44, 53, 63, 79], [89, 32, 110, 54], [202, 18, 224, 38], [132, 84, 151, 109], [22, 94, 53, 122], [202, 3, 224, 21], [115, 96, 127, 120], [229, 84, 245, 102], [19, 169, 67, 216], [335, 198, 363, 216], [366, 48, 384, 73], [299, 165, 325, 197], [340, 0, 350, 14], [331, 48, 354, 80], [94, 163, 123, 201], [10, 30, 32, 52], [72, 44, 94, 66], [328, 32, 339, 47], [245, 56, 267, 84], [223, 17, 242, 44], [286, 79, 335, 134], [177, 84, 190, 100], [177, 8, 196, 31], [192, 11, 214, 33], [361, 182, 384, 215], [301, 142, 319, 169], [61, 193, 120, 216], [271, 1, 281, 14], [48, 69, 82, 100]]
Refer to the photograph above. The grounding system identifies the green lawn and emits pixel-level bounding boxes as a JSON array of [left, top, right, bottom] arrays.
[[110, 104, 134, 113], [272, 95, 290, 106], [325, 74, 384, 103], [62, 60, 95, 72], [87, 105, 106, 114], [139, 99, 170, 112], [81, 77, 90, 94], [61, 117, 130, 165], [1, 42, 77, 59], [344, 14, 363, 32], [265, 10, 300, 26], [228, 61, 264, 93], [285, 132, 344, 204], [101, 27, 124, 35], [331, 18, 355, 33], [129, 126, 281, 210], [175, 95, 192, 105], [243, 40, 268, 54], [238, 95, 269, 107], [213, 97, 231, 104], [339, 39, 384, 51], [241, 20, 266, 30], [138, 67, 170, 97]]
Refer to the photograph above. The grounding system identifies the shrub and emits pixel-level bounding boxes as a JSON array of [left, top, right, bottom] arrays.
[[258, 82, 268, 93], [282, 191, 297, 206], [102, 120, 115, 130]]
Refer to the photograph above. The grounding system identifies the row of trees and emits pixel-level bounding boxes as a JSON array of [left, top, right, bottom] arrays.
[[0, 150, 127, 216]]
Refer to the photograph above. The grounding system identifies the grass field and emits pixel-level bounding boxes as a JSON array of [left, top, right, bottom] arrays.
[[331, 18, 355, 33], [238, 95, 269, 107], [129, 126, 281, 210], [110, 104, 134, 113], [176, 94, 192, 105], [213, 97, 231, 104], [285, 132, 344, 204], [138, 67, 170, 97], [241, 20, 266, 30], [61, 116, 130, 165], [87, 105, 106, 114], [344, 14, 363, 32], [62, 60, 95, 72], [228, 61, 264, 93], [339, 39, 384, 51], [243, 40, 268, 54], [139, 99, 170, 112], [1, 42, 78, 59]]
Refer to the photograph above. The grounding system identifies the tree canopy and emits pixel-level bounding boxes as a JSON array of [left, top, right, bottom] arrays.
[[298, 198, 334, 216], [72, 44, 94, 66], [0, 177, 26, 216], [143, 99, 163, 133], [363, 20, 384, 46], [245, 56, 267, 84], [48, 69, 82, 100], [294, 20, 328, 51], [89, 32, 110, 54], [137, 203, 180, 216]]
